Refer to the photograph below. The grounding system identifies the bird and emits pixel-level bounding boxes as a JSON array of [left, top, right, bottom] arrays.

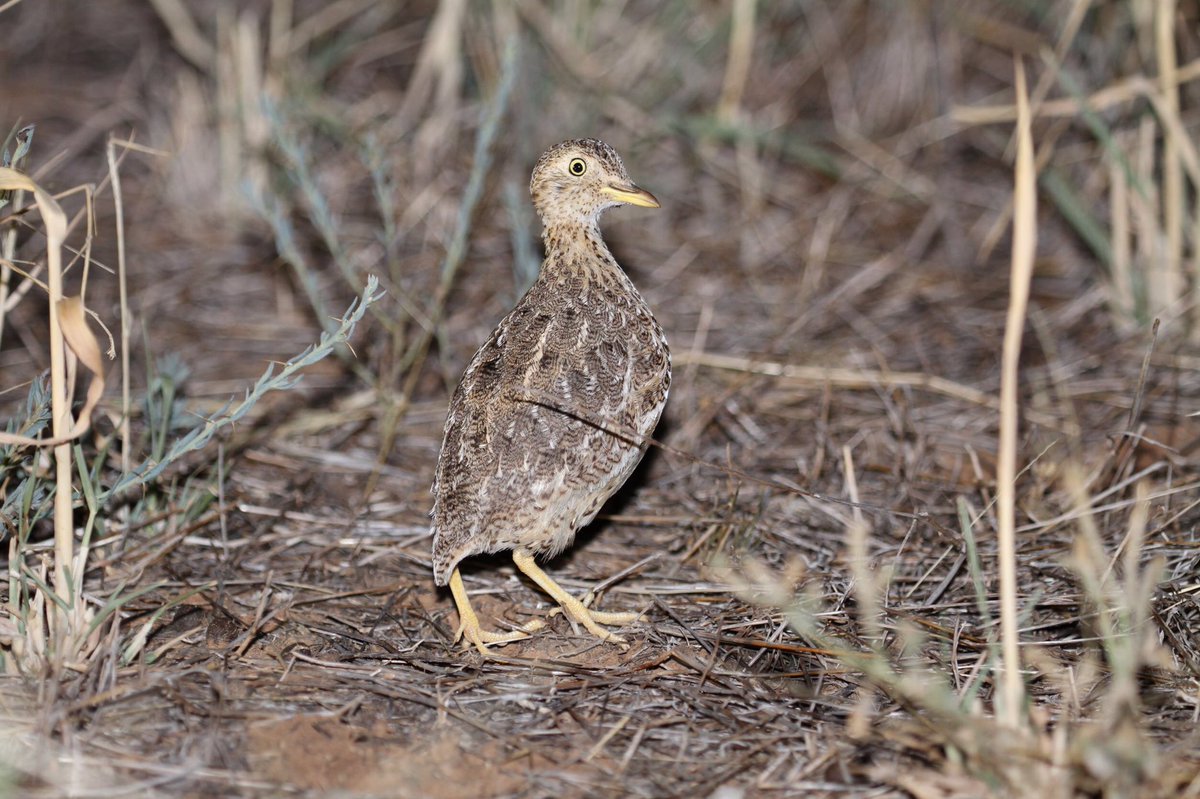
[[430, 138, 670, 655]]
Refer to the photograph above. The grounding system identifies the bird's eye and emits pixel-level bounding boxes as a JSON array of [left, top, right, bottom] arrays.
[[568, 158, 587, 176]]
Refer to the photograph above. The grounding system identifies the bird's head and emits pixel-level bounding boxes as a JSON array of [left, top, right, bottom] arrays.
[[529, 138, 659, 227]]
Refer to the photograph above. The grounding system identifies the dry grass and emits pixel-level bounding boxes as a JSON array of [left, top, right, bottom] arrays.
[[2, 1, 1200, 797]]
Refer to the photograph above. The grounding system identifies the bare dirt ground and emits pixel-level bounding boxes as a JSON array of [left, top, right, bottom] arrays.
[[2, 2, 1200, 797]]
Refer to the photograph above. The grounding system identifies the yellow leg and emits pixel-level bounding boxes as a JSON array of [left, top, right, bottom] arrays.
[[512, 548, 641, 643], [448, 567, 543, 655]]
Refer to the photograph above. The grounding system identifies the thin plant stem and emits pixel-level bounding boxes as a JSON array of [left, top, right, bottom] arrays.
[[996, 57, 1036, 728], [106, 137, 131, 476]]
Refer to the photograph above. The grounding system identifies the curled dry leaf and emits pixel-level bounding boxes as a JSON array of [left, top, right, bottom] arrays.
[[0, 297, 106, 448], [0, 165, 106, 449]]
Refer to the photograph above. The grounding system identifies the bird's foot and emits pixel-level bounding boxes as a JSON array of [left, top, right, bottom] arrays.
[[454, 616, 545, 656], [547, 590, 642, 643], [448, 566, 544, 656], [511, 549, 642, 645]]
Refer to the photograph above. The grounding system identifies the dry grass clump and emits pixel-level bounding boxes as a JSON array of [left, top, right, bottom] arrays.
[[1, 1, 1199, 797]]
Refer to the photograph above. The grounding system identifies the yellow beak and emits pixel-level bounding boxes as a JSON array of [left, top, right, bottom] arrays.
[[601, 183, 660, 208]]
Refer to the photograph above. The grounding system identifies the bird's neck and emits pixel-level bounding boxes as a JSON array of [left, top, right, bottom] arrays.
[[537, 219, 641, 299], [541, 220, 619, 271], [542, 218, 601, 252]]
